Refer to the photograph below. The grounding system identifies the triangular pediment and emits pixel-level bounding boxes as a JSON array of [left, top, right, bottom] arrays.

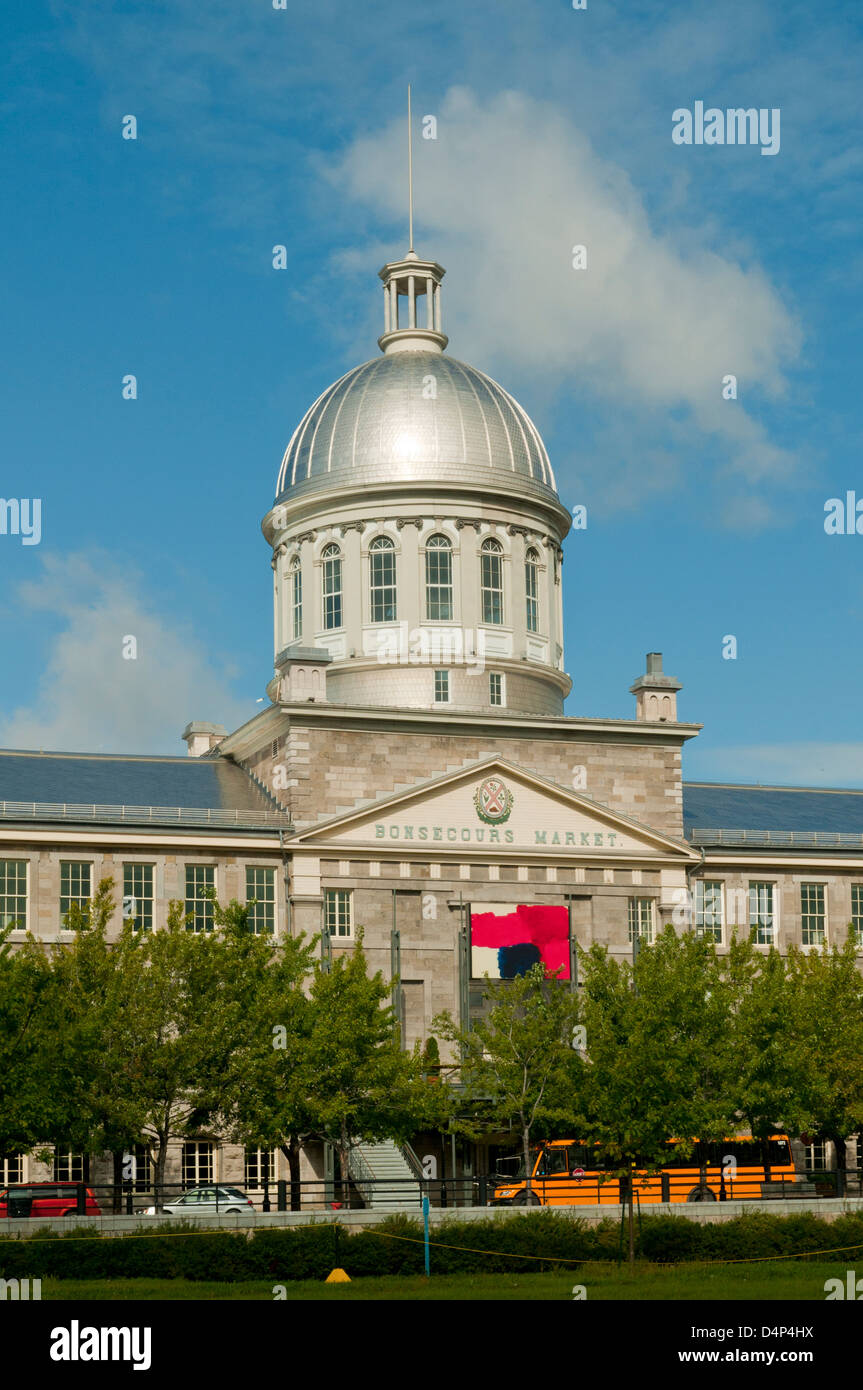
[[289, 757, 697, 860]]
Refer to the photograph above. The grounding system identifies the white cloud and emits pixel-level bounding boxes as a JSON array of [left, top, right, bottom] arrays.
[[0, 554, 252, 754], [331, 87, 803, 512]]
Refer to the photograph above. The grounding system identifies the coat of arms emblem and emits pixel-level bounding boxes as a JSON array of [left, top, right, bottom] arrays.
[[473, 776, 514, 825]]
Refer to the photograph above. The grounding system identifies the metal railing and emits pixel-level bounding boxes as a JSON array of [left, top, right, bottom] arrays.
[[0, 800, 292, 829], [690, 828, 863, 848], [345, 1149, 375, 1206], [3, 1170, 862, 1221]]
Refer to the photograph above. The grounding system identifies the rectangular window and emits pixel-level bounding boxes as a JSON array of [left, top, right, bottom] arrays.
[[694, 880, 723, 943], [489, 672, 504, 707], [0, 859, 27, 930], [434, 669, 450, 703], [185, 866, 215, 932], [1, 1155, 24, 1185], [245, 1147, 277, 1190], [324, 888, 353, 939], [852, 885, 863, 945], [425, 539, 453, 621], [123, 863, 154, 932], [182, 1141, 213, 1189], [53, 1151, 87, 1183], [60, 861, 92, 927], [628, 898, 655, 945], [246, 866, 275, 935], [801, 882, 826, 946], [749, 881, 775, 945], [291, 562, 302, 640]]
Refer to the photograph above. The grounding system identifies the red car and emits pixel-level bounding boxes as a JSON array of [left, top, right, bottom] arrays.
[[0, 1183, 101, 1218]]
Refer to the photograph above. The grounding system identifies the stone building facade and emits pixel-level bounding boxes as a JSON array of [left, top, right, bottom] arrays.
[[3, 243, 863, 1198]]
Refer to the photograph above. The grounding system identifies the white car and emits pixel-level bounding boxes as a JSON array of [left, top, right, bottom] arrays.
[[142, 1185, 255, 1216]]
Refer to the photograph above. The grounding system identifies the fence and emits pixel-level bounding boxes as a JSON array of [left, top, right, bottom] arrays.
[[4, 1169, 863, 1219]]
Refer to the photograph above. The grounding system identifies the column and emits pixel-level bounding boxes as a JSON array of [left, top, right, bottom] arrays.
[[425, 277, 434, 329], [408, 275, 416, 328], [434, 283, 442, 331]]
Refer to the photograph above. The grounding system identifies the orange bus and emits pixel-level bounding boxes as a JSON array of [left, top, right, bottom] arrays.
[[491, 1135, 798, 1207]]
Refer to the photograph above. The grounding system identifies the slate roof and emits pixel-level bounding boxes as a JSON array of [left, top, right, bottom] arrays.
[[0, 750, 290, 830], [683, 782, 863, 848]]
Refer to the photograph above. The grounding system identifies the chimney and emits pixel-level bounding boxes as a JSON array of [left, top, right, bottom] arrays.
[[629, 652, 682, 722], [182, 722, 228, 757]]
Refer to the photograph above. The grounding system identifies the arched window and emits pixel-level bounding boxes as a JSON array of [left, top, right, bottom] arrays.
[[525, 547, 540, 633], [290, 556, 302, 640], [425, 534, 453, 621], [481, 538, 504, 625], [321, 544, 343, 630], [369, 536, 397, 623]]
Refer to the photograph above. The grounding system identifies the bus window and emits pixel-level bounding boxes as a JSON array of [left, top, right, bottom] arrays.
[[537, 1148, 570, 1176]]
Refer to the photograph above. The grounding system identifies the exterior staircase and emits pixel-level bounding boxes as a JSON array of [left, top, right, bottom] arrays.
[[349, 1140, 423, 1210]]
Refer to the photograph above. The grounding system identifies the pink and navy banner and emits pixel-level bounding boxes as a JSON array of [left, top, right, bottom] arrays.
[[470, 902, 570, 980]]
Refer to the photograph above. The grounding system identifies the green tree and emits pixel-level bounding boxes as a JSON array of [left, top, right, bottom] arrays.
[[784, 935, 863, 1185], [0, 924, 59, 1158], [296, 933, 437, 1188], [723, 933, 808, 1178], [49, 879, 152, 1206], [433, 963, 583, 1201], [579, 927, 732, 1260], [208, 919, 317, 1210]]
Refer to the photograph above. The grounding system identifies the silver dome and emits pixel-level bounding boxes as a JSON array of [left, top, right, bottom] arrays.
[[275, 352, 557, 502]]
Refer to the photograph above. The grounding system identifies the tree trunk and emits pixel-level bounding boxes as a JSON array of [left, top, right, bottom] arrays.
[[153, 1134, 168, 1209], [112, 1150, 124, 1214], [834, 1135, 847, 1196], [628, 1170, 635, 1266], [523, 1128, 532, 1200], [282, 1135, 302, 1211]]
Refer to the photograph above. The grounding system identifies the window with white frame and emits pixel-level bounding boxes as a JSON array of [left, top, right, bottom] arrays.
[[425, 535, 453, 621], [1, 1155, 24, 1185], [434, 669, 450, 703], [185, 865, 215, 932], [324, 888, 353, 938], [801, 882, 826, 946], [123, 863, 154, 932], [124, 1144, 152, 1192], [852, 885, 863, 945], [369, 536, 397, 623], [60, 861, 91, 927], [53, 1151, 87, 1183], [322, 543, 343, 630], [0, 859, 27, 930], [182, 1141, 214, 1189], [481, 537, 504, 625], [805, 1141, 829, 1173], [290, 556, 302, 640], [489, 672, 504, 707], [246, 866, 275, 935], [525, 547, 540, 634], [749, 881, 776, 945], [628, 898, 655, 945], [694, 880, 723, 943], [245, 1147, 277, 1190]]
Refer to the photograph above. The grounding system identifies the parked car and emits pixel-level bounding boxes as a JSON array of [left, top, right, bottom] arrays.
[[142, 1185, 255, 1216], [0, 1182, 101, 1219]]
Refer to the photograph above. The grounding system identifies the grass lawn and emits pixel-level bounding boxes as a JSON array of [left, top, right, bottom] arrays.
[[39, 1260, 852, 1300]]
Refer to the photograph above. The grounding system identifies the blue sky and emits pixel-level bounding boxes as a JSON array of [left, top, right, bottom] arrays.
[[1, 0, 862, 784]]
